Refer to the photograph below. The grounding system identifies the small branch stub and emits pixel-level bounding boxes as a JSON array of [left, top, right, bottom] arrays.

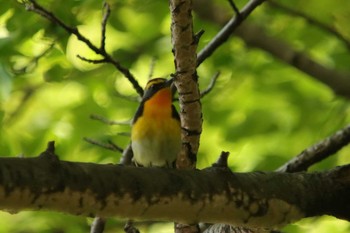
[[39, 141, 59, 161], [212, 151, 230, 168]]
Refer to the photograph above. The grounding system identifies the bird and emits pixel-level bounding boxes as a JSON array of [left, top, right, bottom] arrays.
[[131, 78, 181, 168]]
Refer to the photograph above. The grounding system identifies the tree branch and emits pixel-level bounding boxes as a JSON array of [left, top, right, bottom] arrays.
[[169, 0, 202, 169], [200, 72, 220, 99], [278, 124, 350, 173], [83, 137, 124, 153], [169, 2, 202, 232], [196, 0, 266, 66], [268, 1, 350, 51], [24, 0, 144, 97], [90, 114, 131, 126], [193, 0, 350, 99], [100, 1, 110, 52], [0, 152, 349, 228], [77, 55, 108, 64], [235, 23, 350, 98], [12, 41, 55, 74], [147, 57, 157, 80], [227, 0, 240, 17]]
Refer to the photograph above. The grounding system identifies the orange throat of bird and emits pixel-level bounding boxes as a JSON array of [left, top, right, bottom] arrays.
[[143, 88, 173, 118]]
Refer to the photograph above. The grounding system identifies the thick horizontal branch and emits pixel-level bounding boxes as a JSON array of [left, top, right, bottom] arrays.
[[0, 153, 349, 228]]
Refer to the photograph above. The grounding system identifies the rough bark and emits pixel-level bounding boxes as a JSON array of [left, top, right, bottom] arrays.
[[0, 150, 349, 228], [170, 0, 202, 169]]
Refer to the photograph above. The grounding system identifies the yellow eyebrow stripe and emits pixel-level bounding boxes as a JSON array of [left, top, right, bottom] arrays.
[[145, 78, 166, 90]]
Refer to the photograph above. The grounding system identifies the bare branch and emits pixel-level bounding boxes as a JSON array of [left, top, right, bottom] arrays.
[[268, 1, 350, 51], [193, 1, 350, 99], [77, 55, 107, 64], [100, 1, 110, 52], [4, 84, 43, 124], [227, 0, 240, 17], [278, 124, 350, 173], [1, 155, 350, 226], [83, 137, 124, 153], [90, 114, 131, 125], [117, 132, 131, 138], [235, 23, 350, 98], [200, 72, 220, 98], [12, 41, 55, 74], [147, 57, 157, 80], [170, 0, 201, 169], [25, 0, 144, 97], [193, 29, 205, 45], [197, 0, 266, 66]]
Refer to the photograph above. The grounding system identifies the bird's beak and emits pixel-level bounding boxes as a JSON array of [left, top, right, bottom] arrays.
[[166, 77, 174, 86]]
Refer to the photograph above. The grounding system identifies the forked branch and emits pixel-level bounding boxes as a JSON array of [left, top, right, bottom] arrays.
[[25, 0, 144, 96], [197, 0, 266, 66]]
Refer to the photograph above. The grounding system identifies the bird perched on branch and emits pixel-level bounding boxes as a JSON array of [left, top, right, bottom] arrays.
[[131, 78, 181, 168]]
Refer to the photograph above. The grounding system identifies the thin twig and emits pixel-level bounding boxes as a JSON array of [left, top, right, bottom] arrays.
[[147, 57, 157, 79], [227, 0, 240, 17], [193, 29, 205, 45], [83, 137, 124, 153], [107, 140, 125, 152], [269, 1, 350, 51], [90, 114, 131, 125], [200, 72, 220, 98], [12, 41, 55, 74], [277, 125, 350, 173], [77, 55, 107, 64], [5, 84, 43, 124], [114, 90, 140, 102], [100, 1, 110, 52], [197, 0, 266, 66], [25, 0, 144, 97], [194, 1, 350, 98], [117, 132, 131, 137]]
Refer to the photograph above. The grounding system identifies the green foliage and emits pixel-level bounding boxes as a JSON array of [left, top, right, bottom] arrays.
[[1, 0, 350, 232]]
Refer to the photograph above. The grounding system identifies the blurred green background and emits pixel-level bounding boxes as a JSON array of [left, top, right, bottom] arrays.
[[1, 0, 350, 232]]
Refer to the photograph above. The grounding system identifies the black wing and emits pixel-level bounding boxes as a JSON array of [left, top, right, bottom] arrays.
[[132, 102, 144, 124]]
